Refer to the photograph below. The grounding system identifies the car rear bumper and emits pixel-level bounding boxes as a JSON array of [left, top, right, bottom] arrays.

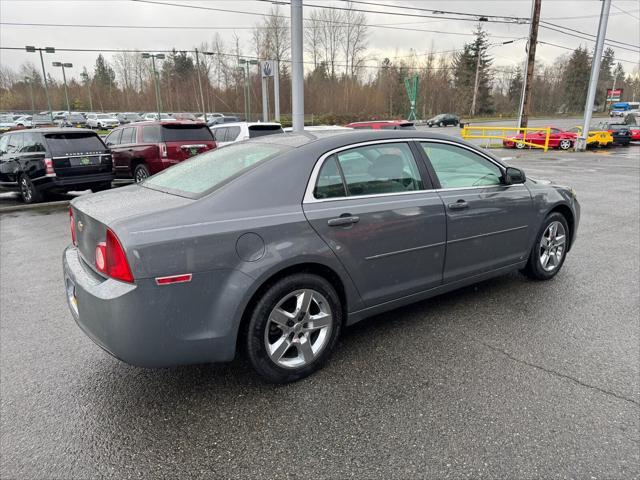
[[62, 246, 252, 367], [35, 172, 114, 191]]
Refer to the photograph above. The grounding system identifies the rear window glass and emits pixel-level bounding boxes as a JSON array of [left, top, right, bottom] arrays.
[[143, 142, 287, 197], [44, 132, 106, 154], [161, 125, 214, 142], [248, 125, 284, 138]]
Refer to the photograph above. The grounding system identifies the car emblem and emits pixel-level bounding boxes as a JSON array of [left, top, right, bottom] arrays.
[[77, 221, 84, 232], [80, 156, 91, 166]]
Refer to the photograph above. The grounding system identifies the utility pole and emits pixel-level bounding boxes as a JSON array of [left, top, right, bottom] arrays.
[[291, 0, 304, 132], [518, 0, 541, 128], [142, 53, 165, 119], [470, 52, 482, 117], [25, 46, 55, 122], [576, 0, 611, 151], [274, 60, 280, 122], [194, 48, 207, 121], [52, 62, 73, 114], [24, 77, 35, 114], [238, 58, 258, 121]]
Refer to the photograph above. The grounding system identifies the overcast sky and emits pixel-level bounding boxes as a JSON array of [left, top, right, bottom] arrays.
[[0, 0, 638, 81]]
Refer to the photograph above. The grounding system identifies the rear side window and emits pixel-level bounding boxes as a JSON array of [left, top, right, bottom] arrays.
[[161, 125, 213, 142], [142, 125, 160, 143], [212, 127, 227, 142], [44, 132, 106, 155], [6, 134, 23, 154], [143, 142, 287, 197], [20, 132, 46, 153], [248, 125, 283, 138], [314, 157, 346, 199], [226, 126, 241, 141]]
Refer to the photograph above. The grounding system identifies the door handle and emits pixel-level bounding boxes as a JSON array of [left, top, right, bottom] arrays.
[[448, 200, 469, 210], [327, 215, 360, 227]]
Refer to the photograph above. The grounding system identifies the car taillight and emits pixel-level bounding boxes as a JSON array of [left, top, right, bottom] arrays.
[[44, 158, 55, 176], [94, 229, 134, 283], [159, 142, 168, 158], [69, 207, 77, 246]]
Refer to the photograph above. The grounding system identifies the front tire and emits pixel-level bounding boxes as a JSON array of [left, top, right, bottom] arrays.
[[246, 273, 342, 383], [522, 212, 569, 280], [19, 175, 42, 204], [516, 141, 526, 149]]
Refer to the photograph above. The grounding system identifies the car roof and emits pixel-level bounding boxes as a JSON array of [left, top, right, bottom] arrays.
[[2, 127, 98, 134], [211, 121, 282, 128], [117, 120, 206, 127]]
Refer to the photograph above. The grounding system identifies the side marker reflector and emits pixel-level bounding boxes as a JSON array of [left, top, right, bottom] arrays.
[[155, 274, 192, 285]]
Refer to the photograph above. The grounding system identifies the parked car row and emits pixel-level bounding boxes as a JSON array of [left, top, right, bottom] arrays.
[[502, 124, 635, 150]]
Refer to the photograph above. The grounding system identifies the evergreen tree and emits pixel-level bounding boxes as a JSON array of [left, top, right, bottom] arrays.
[[508, 66, 523, 107], [561, 46, 590, 112], [453, 25, 494, 115], [597, 47, 615, 107], [94, 54, 116, 88]]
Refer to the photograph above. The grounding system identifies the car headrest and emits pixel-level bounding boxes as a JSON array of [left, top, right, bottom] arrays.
[[367, 154, 406, 179]]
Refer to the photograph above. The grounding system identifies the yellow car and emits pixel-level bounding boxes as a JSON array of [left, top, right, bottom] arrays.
[[568, 126, 613, 147]]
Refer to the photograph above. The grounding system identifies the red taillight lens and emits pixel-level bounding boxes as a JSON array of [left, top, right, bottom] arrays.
[[94, 229, 134, 282], [69, 207, 77, 246], [44, 158, 55, 176]]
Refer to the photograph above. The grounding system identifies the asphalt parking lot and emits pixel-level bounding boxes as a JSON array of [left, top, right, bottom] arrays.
[[1, 148, 638, 479]]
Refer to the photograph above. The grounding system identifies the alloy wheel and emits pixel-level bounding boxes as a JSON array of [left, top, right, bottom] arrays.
[[134, 167, 149, 183], [20, 177, 32, 202], [539, 221, 566, 272], [560, 139, 572, 150], [264, 289, 333, 369]]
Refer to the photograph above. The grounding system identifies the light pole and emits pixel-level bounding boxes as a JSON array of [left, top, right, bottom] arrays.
[[24, 77, 35, 114], [238, 58, 258, 121], [52, 62, 73, 114], [142, 53, 165, 120], [25, 46, 55, 122], [194, 49, 207, 121], [291, 0, 304, 132]]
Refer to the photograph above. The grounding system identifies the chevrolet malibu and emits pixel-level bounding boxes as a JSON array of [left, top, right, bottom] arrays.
[[63, 131, 580, 383]]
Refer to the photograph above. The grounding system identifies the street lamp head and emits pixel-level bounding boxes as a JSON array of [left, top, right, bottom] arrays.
[[249, 59, 259, 65], [63, 63, 73, 68], [155, 54, 165, 60], [45, 47, 56, 53], [52, 61, 62, 67], [239, 59, 247, 65], [25, 46, 36, 52], [141, 53, 150, 59]]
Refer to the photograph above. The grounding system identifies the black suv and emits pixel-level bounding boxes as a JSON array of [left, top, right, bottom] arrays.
[[426, 113, 459, 127], [0, 128, 114, 203]]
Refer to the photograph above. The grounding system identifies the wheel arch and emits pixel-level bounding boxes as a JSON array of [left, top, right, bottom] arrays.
[[547, 203, 575, 251], [235, 261, 350, 356]]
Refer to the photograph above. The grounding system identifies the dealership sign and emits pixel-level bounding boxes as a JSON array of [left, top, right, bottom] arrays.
[[606, 88, 623, 101]]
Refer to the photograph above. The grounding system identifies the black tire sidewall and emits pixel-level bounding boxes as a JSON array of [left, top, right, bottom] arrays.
[[525, 212, 570, 280], [19, 175, 41, 204], [246, 273, 342, 383], [134, 164, 150, 183]]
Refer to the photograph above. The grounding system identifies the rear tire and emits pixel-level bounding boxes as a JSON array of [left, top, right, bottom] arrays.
[[516, 142, 526, 149], [522, 212, 570, 281], [246, 273, 342, 383], [559, 139, 572, 150], [133, 164, 150, 183], [19, 175, 42, 204]]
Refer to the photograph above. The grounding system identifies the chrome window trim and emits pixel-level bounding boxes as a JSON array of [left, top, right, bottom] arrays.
[[303, 138, 509, 204]]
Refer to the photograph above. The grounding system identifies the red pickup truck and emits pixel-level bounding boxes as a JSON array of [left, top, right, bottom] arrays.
[[104, 121, 216, 182]]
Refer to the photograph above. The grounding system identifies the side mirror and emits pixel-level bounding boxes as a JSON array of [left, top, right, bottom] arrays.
[[505, 166, 526, 184]]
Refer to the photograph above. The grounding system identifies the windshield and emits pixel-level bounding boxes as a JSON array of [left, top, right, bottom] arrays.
[[161, 124, 214, 142], [44, 132, 106, 154], [143, 142, 288, 197]]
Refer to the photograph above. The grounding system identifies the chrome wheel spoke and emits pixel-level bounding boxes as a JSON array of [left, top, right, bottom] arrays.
[[554, 234, 566, 247], [304, 312, 332, 332], [269, 336, 292, 362], [295, 290, 313, 316], [269, 308, 294, 328], [296, 336, 314, 363]]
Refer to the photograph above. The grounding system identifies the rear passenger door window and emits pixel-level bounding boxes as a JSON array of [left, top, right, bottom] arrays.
[[314, 142, 424, 198], [120, 127, 136, 145], [142, 125, 160, 143], [212, 127, 227, 142], [226, 126, 241, 141], [105, 130, 122, 147]]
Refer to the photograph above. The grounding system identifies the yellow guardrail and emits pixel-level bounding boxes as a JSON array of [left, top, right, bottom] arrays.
[[461, 126, 551, 152]]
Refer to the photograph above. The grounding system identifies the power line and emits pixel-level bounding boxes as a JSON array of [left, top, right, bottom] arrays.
[[539, 20, 639, 50], [611, 3, 640, 21]]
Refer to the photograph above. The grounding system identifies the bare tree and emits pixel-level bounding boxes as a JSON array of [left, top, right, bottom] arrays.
[[341, 2, 368, 77]]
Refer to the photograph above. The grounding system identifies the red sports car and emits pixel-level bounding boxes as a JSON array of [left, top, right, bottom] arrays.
[[503, 127, 576, 150], [629, 126, 640, 141]]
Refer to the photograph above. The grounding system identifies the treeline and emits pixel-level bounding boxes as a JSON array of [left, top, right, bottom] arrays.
[[0, 6, 638, 121]]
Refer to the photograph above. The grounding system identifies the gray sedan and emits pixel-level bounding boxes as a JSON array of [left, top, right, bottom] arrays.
[[63, 131, 580, 383]]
